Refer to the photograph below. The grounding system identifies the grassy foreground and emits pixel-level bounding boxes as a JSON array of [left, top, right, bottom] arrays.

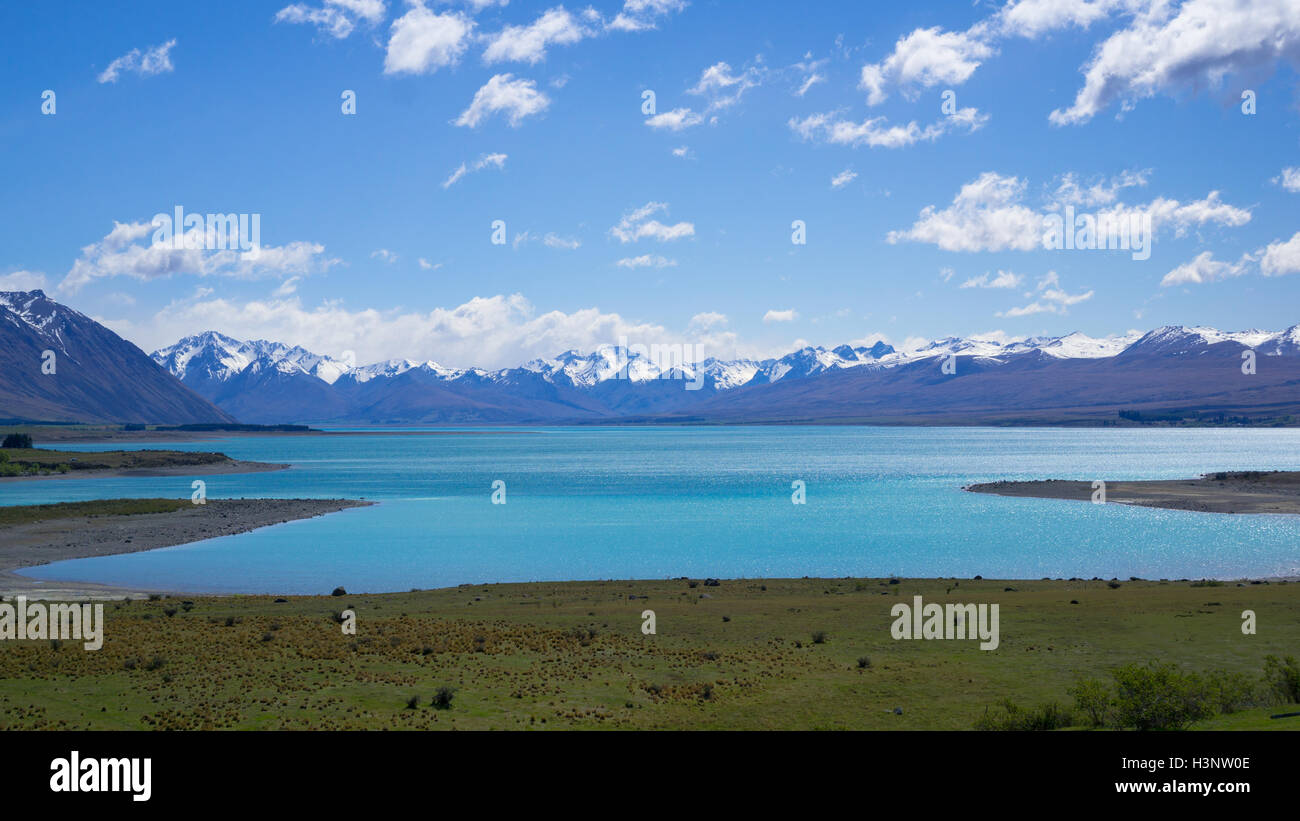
[[1, 577, 1296, 730]]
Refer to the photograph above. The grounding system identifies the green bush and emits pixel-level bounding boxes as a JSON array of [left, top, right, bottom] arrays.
[[1263, 655, 1300, 704], [431, 686, 456, 710], [1068, 678, 1112, 726], [1204, 670, 1259, 714], [1109, 661, 1214, 730]]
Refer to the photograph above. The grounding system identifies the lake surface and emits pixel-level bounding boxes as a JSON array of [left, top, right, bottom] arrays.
[[6, 427, 1300, 593]]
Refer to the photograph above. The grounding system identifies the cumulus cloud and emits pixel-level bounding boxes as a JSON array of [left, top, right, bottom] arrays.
[[442, 152, 507, 188], [644, 107, 703, 131], [688, 61, 763, 113], [58, 219, 339, 294], [889, 171, 1251, 252], [859, 27, 994, 105], [1274, 167, 1300, 192], [482, 7, 590, 64], [1160, 250, 1249, 286], [788, 106, 988, 148], [607, 0, 687, 33], [454, 73, 551, 127], [97, 39, 177, 83], [1052, 169, 1150, 206], [609, 202, 695, 243], [1049, 0, 1300, 125], [1261, 231, 1300, 276], [275, 0, 386, 39], [384, 4, 473, 75], [111, 292, 701, 371], [0, 270, 48, 291]]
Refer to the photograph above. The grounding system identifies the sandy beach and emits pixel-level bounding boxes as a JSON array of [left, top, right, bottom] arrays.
[[965, 471, 1300, 515], [0, 498, 374, 598]]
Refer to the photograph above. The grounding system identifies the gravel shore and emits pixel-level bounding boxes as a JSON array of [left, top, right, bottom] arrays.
[[965, 470, 1300, 515], [0, 498, 373, 599]]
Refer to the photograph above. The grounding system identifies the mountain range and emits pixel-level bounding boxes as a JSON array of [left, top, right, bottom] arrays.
[[3, 288, 1299, 427], [149, 320, 1300, 426]]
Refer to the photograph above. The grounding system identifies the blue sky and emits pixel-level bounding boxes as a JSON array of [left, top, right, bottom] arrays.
[[2, 0, 1299, 368]]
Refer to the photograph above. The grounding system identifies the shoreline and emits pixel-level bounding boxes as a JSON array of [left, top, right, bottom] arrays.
[[1, 498, 374, 599], [965, 470, 1300, 516], [0, 459, 289, 483]]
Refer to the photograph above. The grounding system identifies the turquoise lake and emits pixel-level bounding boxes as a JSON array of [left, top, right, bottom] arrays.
[[4, 426, 1299, 594]]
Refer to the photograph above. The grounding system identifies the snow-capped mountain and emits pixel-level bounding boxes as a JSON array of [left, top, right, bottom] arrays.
[[139, 322, 1300, 425], [154, 332, 356, 386], [0, 291, 231, 424]]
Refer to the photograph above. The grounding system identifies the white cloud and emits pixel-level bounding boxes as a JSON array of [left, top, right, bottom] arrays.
[[992, 0, 1128, 39], [1049, 0, 1300, 125], [615, 254, 677, 268], [384, 4, 473, 75], [1275, 167, 1300, 192], [859, 27, 994, 105], [113, 292, 689, 371], [671, 145, 692, 158], [274, 276, 302, 297], [97, 39, 177, 83], [889, 171, 1251, 252], [609, 202, 694, 243], [1160, 250, 1248, 286], [275, 0, 386, 39], [763, 309, 797, 323], [888, 172, 1045, 252], [607, 0, 687, 33], [997, 271, 1093, 316], [788, 106, 988, 148], [1052, 169, 1150, 206], [59, 220, 339, 293], [482, 7, 590, 64], [442, 152, 507, 188], [830, 169, 858, 189], [687, 311, 727, 331], [543, 233, 581, 250], [960, 270, 1022, 289], [0, 270, 48, 291], [792, 52, 828, 96], [644, 107, 703, 131], [371, 248, 398, 263], [418, 258, 442, 270], [1261, 231, 1300, 276], [454, 73, 551, 127], [688, 61, 762, 112]]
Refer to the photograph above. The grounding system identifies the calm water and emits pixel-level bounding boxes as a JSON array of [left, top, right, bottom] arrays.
[[5, 427, 1300, 593]]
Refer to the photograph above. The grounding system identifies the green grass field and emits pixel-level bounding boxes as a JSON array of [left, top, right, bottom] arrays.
[[1, 576, 1296, 730], [0, 447, 229, 476]]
